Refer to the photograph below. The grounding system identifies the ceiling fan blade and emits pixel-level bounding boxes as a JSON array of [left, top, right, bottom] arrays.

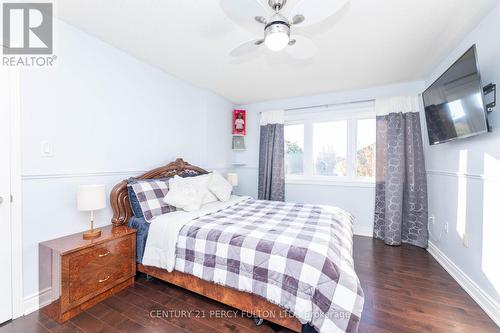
[[220, 0, 272, 34], [285, 35, 317, 59], [289, 0, 349, 27], [229, 39, 264, 57], [255, 16, 268, 24], [291, 14, 305, 25]]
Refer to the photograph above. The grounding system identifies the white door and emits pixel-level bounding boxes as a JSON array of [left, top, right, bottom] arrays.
[[0, 68, 13, 324]]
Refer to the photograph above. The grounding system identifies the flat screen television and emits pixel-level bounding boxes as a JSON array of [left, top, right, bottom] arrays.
[[422, 45, 489, 145]]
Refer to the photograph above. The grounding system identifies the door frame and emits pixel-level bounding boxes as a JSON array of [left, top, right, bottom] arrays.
[[4, 68, 23, 319]]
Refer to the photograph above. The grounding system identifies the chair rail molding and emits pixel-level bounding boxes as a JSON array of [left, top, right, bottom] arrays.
[[426, 170, 500, 183], [22, 165, 232, 181], [22, 170, 147, 180]]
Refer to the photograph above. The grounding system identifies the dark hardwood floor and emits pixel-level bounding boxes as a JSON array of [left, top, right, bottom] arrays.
[[1, 236, 498, 333]]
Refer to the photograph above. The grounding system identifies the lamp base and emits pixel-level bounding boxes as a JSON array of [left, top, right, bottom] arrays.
[[83, 229, 102, 240]]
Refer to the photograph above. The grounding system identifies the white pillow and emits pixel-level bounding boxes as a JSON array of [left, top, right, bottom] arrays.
[[163, 176, 205, 211], [208, 171, 233, 202], [189, 174, 218, 204], [172, 174, 218, 205]]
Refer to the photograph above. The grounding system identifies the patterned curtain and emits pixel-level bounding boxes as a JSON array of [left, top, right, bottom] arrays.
[[258, 110, 285, 201], [373, 97, 428, 248]]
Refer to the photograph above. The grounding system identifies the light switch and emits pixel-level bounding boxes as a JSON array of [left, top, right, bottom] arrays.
[[40, 141, 53, 157], [462, 233, 470, 248]]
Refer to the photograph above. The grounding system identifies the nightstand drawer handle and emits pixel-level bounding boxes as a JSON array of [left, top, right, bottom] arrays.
[[99, 275, 110, 283], [99, 250, 110, 257]]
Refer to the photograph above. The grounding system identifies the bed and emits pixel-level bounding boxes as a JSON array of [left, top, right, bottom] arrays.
[[110, 159, 364, 333]]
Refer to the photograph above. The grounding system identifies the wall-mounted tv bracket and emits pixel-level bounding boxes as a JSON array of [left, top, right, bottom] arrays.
[[483, 83, 496, 113], [483, 83, 495, 132]]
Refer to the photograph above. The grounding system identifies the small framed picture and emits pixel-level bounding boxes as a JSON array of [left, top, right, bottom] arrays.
[[232, 136, 246, 150], [232, 110, 246, 135]]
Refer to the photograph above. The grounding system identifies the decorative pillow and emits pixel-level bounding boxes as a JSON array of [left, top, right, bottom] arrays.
[[179, 169, 203, 178], [130, 178, 176, 221], [186, 173, 218, 205], [163, 175, 206, 211], [127, 180, 144, 218], [173, 173, 217, 205], [208, 171, 233, 202]]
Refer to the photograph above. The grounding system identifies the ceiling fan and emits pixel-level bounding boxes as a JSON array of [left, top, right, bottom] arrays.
[[221, 0, 349, 59]]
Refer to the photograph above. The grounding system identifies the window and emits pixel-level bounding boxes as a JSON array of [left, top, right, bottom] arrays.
[[313, 121, 347, 176], [356, 119, 376, 177], [284, 103, 375, 184], [284, 124, 304, 175]]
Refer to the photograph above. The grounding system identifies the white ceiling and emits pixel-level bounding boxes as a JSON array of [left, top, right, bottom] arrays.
[[56, 0, 498, 104]]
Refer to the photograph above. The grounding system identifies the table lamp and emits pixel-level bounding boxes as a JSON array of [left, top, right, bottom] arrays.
[[227, 173, 238, 187], [77, 184, 106, 240]]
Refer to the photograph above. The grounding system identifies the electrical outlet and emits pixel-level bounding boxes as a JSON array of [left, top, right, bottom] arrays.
[[463, 233, 470, 248], [429, 215, 435, 225]]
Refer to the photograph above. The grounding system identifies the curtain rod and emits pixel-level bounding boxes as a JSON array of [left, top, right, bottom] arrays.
[[285, 98, 375, 112], [258, 98, 375, 113]]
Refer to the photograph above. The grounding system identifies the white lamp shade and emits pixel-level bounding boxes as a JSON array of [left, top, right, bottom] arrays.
[[77, 185, 106, 211], [226, 173, 238, 187]]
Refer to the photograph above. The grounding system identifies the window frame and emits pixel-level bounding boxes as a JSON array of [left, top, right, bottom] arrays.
[[284, 103, 376, 187]]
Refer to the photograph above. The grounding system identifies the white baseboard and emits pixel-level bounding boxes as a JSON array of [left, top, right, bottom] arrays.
[[23, 288, 52, 316], [427, 242, 500, 327], [353, 225, 373, 237]]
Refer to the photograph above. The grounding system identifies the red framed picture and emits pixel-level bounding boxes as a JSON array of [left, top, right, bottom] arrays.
[[232, 109, 246, 135]]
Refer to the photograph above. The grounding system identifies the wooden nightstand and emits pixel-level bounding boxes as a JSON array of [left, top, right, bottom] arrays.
[[39, 225, 136, 323]]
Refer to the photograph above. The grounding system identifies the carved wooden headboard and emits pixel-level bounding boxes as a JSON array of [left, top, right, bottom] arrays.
[[110, 158, 208, 226]]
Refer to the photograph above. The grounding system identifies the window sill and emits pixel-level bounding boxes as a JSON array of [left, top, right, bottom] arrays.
[[285, 176, 375, 188]]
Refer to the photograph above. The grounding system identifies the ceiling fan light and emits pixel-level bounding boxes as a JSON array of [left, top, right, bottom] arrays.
[[264, 22, 290, 52], [265, 32, 289, 51]]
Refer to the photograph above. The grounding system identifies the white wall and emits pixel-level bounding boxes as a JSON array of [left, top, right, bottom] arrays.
[[422, 3, 500, 323], [20, 20, 233, 308], [234, 81, 424, 236]]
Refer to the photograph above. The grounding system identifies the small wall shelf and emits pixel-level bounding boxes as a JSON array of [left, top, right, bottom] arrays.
[[232, 136, 246, 150]]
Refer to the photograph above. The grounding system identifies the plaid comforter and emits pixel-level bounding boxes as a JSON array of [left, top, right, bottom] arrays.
[[175, 199, 364, 333]]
